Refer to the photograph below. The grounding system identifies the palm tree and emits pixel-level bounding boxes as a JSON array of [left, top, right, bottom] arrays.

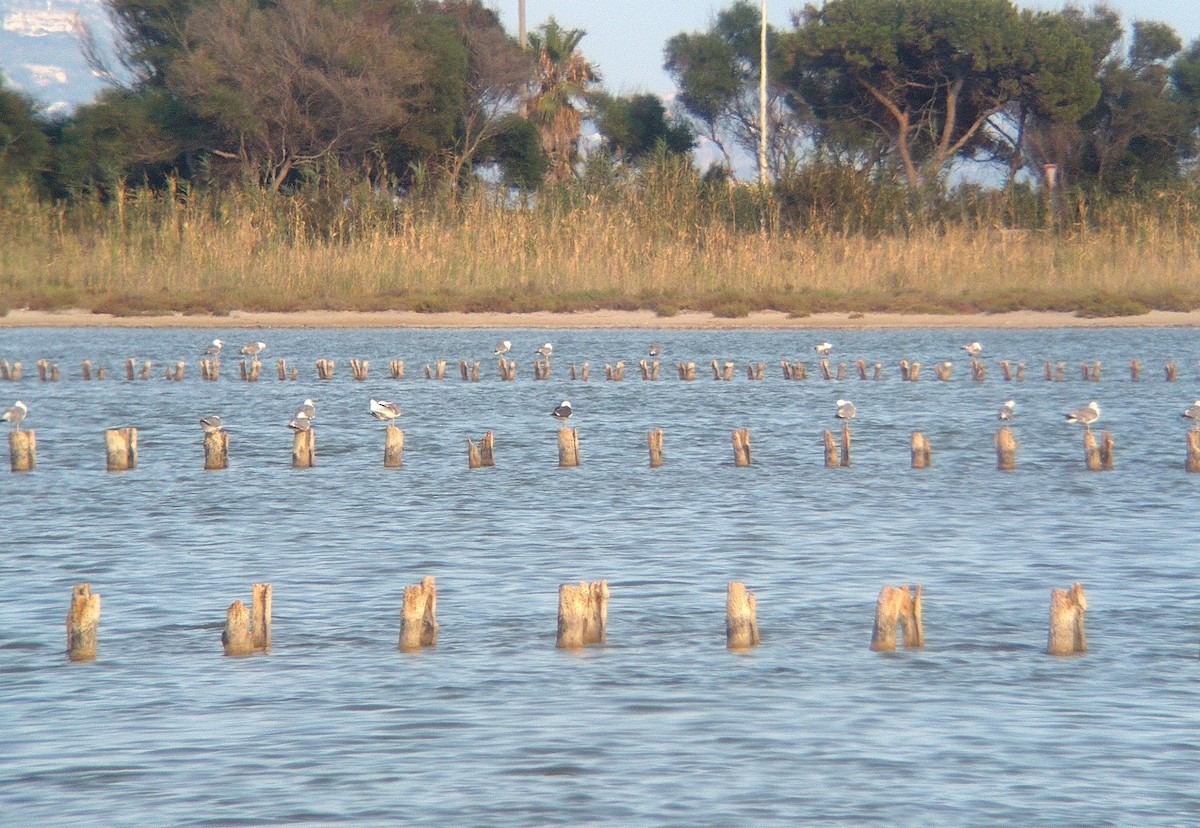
[[525, 17, 599, 183]]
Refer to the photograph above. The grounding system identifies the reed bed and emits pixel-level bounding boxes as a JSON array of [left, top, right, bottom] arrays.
[[3, 166, 1200, 318]]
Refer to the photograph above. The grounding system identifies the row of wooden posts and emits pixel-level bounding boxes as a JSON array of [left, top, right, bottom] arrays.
[[61, 578, 1090, 662], [1, 356, 1193, 383], [8, 425, 1173, 474]]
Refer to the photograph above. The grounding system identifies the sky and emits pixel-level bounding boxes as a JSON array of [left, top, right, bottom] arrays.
[[495, 1, 1200, 98]]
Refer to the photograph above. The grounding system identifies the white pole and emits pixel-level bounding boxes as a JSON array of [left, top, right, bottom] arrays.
[[519, 0, 527, 48], [759, 0, 768, 186]]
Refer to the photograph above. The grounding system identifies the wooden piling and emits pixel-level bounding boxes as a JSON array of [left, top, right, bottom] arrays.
[[81, 359, 91, 381], [1016, 362, 1025, 381], [869, 585, 924, 652], [911, 432, 931, 469], [203, 429, 228, 470], [556, 581, 608, 649], [820, 359, 832, 380], [1130, 359, 1141, 382], [222, 600, 253, 656], [8, 362, 19, 381], [390, 360, 406, 380], [823, 430, 838, 468], [732, 428, 751, 466], [1000, 360, 1012, 381], [458, 360, 470, 380], [1082, 431, 1103, 471], [399, 576, 438, 652], [995, 427, 1017, 471], [125, 358, 136, 381], [934, 361, 952, 381], [1165, 361, 1177, 382], [558, 427, 580, 468], [36, 359, 47, 381], [140, 360, 151, 381], [908, 361, 921, 381], [317, 358, 335, 380], [293, 428, 315, 468], [105, 427, 138, 471], [856, 359, 867, 380], [1080, 362, 1089, 381], [836, 362, 845, 381], [1044, 361, 1052, 381], [277, 358, 287, 381], [384, 425, 404, 468], [648, 428, 664, 468], [840, 424, 852, 467], [899, 359, 910, 381], [1090, 361, 1101, 381], [468, 436, 483, 468], [67, 583, 101, 662], [1099, 432, 1114, 470], [0, 359, 9, 380], [1047, 583, 1087, 656], [1187, 431, 1200, 472], [251, 583, 272, 651], [480, 430, 494, 467], [1056, 362, 1065, 382], [171, 361, 184, 381], [726, 581, 760, 651], [873, 362, 882, 380], [971, 359, 985, 381], [96, 366, 106, 380], [9, 430, 35, 472]]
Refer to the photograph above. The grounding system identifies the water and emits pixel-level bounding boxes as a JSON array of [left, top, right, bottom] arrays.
[[0, 327, 1197, 825]]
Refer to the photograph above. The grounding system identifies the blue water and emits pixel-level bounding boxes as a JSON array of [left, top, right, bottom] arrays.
[[0, 327, 1197, 825]]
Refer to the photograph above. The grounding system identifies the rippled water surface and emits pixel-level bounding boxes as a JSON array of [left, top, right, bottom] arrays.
[[1, 326, 1197, 825]]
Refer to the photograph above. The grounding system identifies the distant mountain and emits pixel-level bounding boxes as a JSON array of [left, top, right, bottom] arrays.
[[1, 0, 113, 114]]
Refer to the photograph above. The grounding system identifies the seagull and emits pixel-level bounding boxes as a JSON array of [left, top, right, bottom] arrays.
[[814, 342, 833, 356], [962, 342, 983, 357], [2, 400, 28, 430], [288, 412, 312, 432], [493, 340, 512, 356], [295, 399, 316, 421], [648, 343, 662, 357], [835, 399, 856, 420], [240, 341, 266, 359], [203, 338, 224, 357], [199, 414, 224, 434], [370, 399, 402, 422], [1065, 401, 1101, 432], [1182, 400, 1200, 429], [999, 400, 1016, 421], [536, 343, 553, 359], [551, 400, 573, 420]]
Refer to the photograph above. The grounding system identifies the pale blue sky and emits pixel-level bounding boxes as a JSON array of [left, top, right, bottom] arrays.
[[495, 1, 1200, 98]]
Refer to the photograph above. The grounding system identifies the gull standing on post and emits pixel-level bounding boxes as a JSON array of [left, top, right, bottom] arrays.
[[203, 339, 224, 357], [493, 340, 511, 356], [551, 400, 573, 420], [370, 399, 402, 422], [835, 399, 856, 420], [537, 343, 553, 359], [1182, 401, 1200, 429], [815, 342, 833, 356], [998, 400, 1016, 421], [295, 399, 316, 421], [199, 414, 224, 434], [288, 412, 312, 432], [241, 341, 266, 360], [1065, 401, 1101, 432], [2, 400, 28, 430], [962, 342, 983, 358]]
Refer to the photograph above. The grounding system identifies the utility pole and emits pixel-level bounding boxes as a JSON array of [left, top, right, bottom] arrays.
[[758, 0, 768, 186], [519, 0, 527, 48]]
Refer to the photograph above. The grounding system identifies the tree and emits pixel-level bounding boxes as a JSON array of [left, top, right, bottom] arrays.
[[525, 17, 599, 183], [664, 1, 798, 177], [166, 0, 431, 189], [0, 80, 50, 186], [591, 92, 694, 162], [784, 0, 1096, 189]]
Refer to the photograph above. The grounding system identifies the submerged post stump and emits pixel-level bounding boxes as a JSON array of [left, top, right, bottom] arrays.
[[873, 362, 882, 380], [732, 428, 751, 466], [1130, 360, 1141, 382], [81, 360, 92, 381], [726, 581, 760, 651], [222, 601, 253, 656], [105, 427, 138, 471], [251, 583, 272, 651], [350, 359, 369, 380], [293, 428, 315, 468], [1100, 431, 1114, 470], [1090, 361, 1101, 381], [995, 427, 1017, 471], [140, 360, 152, 381], [399, 576, 438, 652], [67, 583, 101, 662], [9, 430, 35, 472], [459, 360, 469, 381], [648, 428, 664, 468], [1187, 430, 1200, 472], [558, 427, 580, 468], [277, 358, 287, 381], [480, 430, 494, 467], [1047, 583, 1087, 656], [899, 359, 910, 381], [908, 361, 921, 381], [125, 358, 136, 381], [384, 425, 404, 468], [823, 430, 838, 468], [911, 432, 931, 469], [840, 424, 852, 467], [556, 581, 608, 649], [1084, 431, 1101, 471], [1000, 360, 1012, 381], [203, 429, 228, 470], [820, 359, 832, 380], [869, 585, 924, 652], [1056, 362, 1065, 382], [934, 362, 952, 381], [1016, 362, 1025, 381], [1165, 361, 1178, 382], [857, 359, 867, 380], [391, 360, 406, 380]]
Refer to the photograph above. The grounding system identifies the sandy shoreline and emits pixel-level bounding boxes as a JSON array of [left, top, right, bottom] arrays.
[[3, 307, 1200, 330]]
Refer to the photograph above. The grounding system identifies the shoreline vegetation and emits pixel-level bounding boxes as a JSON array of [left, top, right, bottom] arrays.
[[4, 163, 1200, 325]]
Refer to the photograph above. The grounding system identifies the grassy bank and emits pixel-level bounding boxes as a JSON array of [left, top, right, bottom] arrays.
[[3, 165, 1200, 319]]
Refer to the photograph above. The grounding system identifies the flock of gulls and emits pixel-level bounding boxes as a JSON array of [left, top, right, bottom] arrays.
[[2, 337, 1199, 437]]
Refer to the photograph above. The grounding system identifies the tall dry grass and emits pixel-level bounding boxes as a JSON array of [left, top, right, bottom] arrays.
[[3, 161, 1199, 318]]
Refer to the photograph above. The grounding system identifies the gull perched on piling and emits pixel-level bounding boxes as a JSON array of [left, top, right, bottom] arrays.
[[493, 340, 512, 356], [999, 400, 1016, 421], [203, 339, 224, 357], [1065, 401, 1101, 432], [370, 399, 402, 422], [962, 342, 983, 357], [536, 343, 554, 359], [835, 399, 856, 420], [288, 412, 312, 432], [295, 399, 316, 421], [240, 341, 266, 360], [2, 400, 28, 430], [1182, 401, 1200, 429], [815, 342, 833, 356], [199, 414, 224, 434], [552, 400, 573, 420]]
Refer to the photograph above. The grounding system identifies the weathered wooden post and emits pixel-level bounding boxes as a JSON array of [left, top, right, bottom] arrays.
[[823, 430, 838, 468], [384, 425, 404, 468], [873, 362, 882, 380], [480, 430, 494, 467], [1165, 361, 1178, 382], [836, 362, 846, 381], [251, 583, 272, 651], [105, 427, 138, 471], [1187, 431, 1200, 472], [995, 427, 1017, 471], [732, 428, 751, 466], [1044, 361, 1053, 381], [908, 361, 921, 381], [857, 359, 867, 380], [726, 581, 759, 651], [1016, 362, 1025, 381], [468, 437, 482, 469], [350, 358, 368, 380], [399, 576, 438, 652], [222, 601, 252, 656], [1090, 361, 1101, 381], [36, 359, 47, 381], [67, 583, 101, 662], [558, 427, 580, 468], [556, 581, 608, 649], [840, 424, 852, 467], [1084, 431, 1101, 471], [391, 360, 406, 380], [81, 359, 92, 381], [1080, 362, 1089, 381], [125, 358, 136, 381], [96, 366, 107, 380], [0, 360, 8, 380], [293, 428, 315, 468], [471, 361, 481, 381], [869, 585, 924, 652], [934, 361, 952, 381], [1130, 360, 1141, 382], [648, 428, 664, 468], [899, 359, 910, 381], [275, 359, 286, 381], [1000, 360, 1012, 381], [203, 429, 228, 470], [1047, 583, 1087, 656], [911, 432, 931, 468], [9, 430, 35, 472], [820, 359, 832, 380], [1056, 362, 1065, 382], [970, 359, 985, 381], [1100, 432, 1114, 470], [140, 360, 151, 381], [8, 362, 20, 381]]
